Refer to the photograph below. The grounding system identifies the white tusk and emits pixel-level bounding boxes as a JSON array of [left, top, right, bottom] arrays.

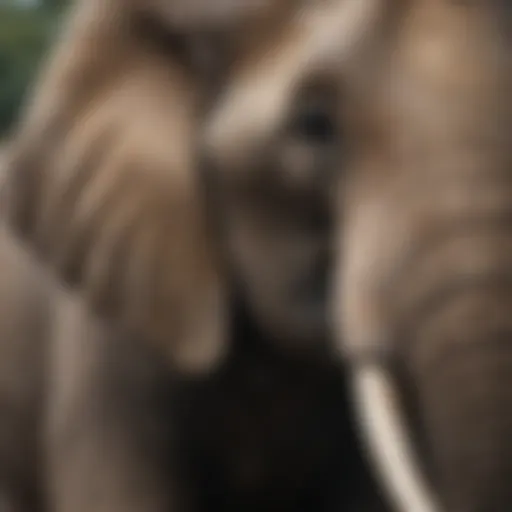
[[350, 362, 441, 512]]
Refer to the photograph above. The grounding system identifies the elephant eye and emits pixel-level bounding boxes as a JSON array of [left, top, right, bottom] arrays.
[[288, 81, 339, 147], [293, 102, 337, 145], [275, 79, 340, 193]]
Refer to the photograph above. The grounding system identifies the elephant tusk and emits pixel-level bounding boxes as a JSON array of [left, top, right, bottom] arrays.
[[350, 362, 441, 512]]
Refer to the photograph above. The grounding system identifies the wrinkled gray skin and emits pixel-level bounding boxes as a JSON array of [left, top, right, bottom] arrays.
[[206, 1, 512, 511]]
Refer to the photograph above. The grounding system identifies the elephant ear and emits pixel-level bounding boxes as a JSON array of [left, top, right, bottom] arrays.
[[2, 1, 229, 375]]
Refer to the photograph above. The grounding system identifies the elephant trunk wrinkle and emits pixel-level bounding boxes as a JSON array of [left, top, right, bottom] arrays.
[[405, 290, 512, 512], [391, 219, 512, 355], [382, 193, 512, 510]]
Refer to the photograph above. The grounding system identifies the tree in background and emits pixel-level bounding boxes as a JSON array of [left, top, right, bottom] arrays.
[[0, 0, 66, 136]]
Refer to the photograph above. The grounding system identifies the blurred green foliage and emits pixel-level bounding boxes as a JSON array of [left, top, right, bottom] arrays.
[[0, 2, 65, 136]]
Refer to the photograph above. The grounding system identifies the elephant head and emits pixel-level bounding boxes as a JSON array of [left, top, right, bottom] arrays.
[[205, 0, 512, 510]]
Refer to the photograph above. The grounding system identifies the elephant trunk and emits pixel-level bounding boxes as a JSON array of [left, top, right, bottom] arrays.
[[410, 289, 512, 512], [392, 183, 512, 510], [339, 171, 512, 511]]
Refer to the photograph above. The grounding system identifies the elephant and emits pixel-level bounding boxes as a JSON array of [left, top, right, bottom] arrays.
[[6, 0, 511, 510]]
